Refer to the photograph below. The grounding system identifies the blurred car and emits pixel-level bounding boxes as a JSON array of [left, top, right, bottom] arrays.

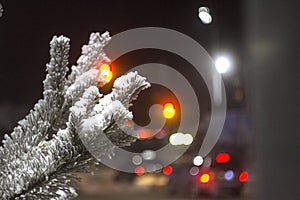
[[192, 149, 248, 197], [168, 148, 248, 197]]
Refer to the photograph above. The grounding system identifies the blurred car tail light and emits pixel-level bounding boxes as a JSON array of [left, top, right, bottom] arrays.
[[135, 166, 145, 176], [239, 171, 248, 182], [163, 165, 173, 175], [199, 173, 212, 184], [216, 153, 231, 163]]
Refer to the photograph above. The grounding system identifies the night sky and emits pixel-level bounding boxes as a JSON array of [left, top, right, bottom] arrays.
[[0, 0, 245, 141], [0, 0, 243, 104]]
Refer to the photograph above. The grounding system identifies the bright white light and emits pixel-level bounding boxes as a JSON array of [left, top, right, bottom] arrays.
[[169, 133, 184, 146], [142, 150, 156, 160], [169, 133, 194, 146], [193, 156, 204, 166], [183, 134, 193, 145], [215, 56, 231, 74], [198, 12, 212, 24], [198, 7, 212, 24]]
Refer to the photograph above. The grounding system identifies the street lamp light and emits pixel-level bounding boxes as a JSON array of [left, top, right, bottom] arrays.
[[215, 56, 231, 74], [212, 55, 232, 105]]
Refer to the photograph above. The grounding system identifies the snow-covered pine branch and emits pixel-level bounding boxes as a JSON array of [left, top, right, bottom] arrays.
[[0, 32, 150, 200], [0, 36, 71, 172]]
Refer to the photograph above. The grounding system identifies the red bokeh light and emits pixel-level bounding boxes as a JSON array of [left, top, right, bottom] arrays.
[[163, 165, 173, 175], [239, 171, 248, 182], [135, 166, 145, 176], [216, 153, 230, 163]]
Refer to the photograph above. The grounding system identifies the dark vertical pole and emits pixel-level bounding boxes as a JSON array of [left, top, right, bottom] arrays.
[[245, 0, 300, 199]]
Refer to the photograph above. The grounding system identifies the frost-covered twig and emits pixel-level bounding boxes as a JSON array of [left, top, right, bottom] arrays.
[[0, 32, 150, 200]]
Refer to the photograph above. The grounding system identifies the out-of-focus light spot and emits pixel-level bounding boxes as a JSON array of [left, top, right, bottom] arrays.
[[98, 63, 113, 82], [215, 56, 231, 74], [135, 174, 168, 187], [138, 128, 154, 140], [239, 171, 248, 183], [169, 133, 194, 146], [132, 155, 142, 165], [163, 165, 173, 175], [135, 166, 145, 176], [169, 133, 184, 145], [163, 102, 176, 119], [198, 7, 212, 24], [224, 170, 234, 181], [203, 157, 212, 167], [142, 150, 156, 160], [183, 133, 193, 145], [99, 63, 112, 72], [199, 173, 211, 184], [216, 153, 231, 163], [193, 156, 204, 166], [190, 166, 200, 176]]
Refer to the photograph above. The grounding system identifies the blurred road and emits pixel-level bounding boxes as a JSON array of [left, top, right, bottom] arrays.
[[75, 168, 254, 200], [77, 191, 251, 200]]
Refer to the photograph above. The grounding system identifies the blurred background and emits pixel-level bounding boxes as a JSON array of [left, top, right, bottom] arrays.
[[0, 0, 300, 199]]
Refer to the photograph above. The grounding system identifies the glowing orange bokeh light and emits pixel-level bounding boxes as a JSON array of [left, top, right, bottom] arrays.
[[199, 173, 211, 184], [99, 63, 113, 82], [163, 102, 176, 119]]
